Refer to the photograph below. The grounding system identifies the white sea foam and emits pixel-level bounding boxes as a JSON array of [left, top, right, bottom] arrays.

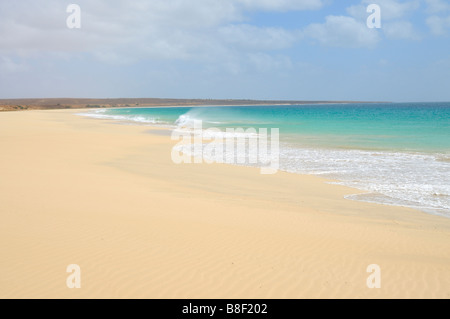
[[174, 114, 226, 127], [78, 110, 164, 124], [279, 146, 450, 216]]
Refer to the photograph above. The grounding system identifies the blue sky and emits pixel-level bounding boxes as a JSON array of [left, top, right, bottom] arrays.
[[0, 0, 449, 101]]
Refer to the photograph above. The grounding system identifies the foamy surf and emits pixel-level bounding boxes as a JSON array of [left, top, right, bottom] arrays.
[[79, 103, 450, 217], [279, 146, 450, 216], [78, 109, 164, 124]]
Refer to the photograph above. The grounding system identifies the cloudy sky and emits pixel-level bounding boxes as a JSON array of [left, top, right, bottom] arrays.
[[0, 0, 449, 101]]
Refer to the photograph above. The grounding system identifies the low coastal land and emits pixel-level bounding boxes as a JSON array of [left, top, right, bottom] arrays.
[[0, 98, 379, 112]]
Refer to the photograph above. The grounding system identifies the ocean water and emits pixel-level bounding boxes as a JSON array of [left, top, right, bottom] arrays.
[[80, 103, 450, 217]]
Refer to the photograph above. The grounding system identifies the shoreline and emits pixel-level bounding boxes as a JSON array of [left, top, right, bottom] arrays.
[[79, 107, 450, 219], [0, 109, 449, 298]]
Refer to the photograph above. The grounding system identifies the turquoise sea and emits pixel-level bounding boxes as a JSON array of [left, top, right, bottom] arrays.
[[81, 102, 450, 217]]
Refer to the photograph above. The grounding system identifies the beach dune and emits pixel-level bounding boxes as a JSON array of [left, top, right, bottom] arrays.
[[0, 109, 449, 298]]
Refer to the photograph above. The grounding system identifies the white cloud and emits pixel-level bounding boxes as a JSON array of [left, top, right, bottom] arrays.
[[0, 0, 320, 66], [304, 15, 380, 48], [346, 0, 421, 41], [424, 0, 450, 36], [426, 15, 450, 35], [219, 24, 299, 51], [347, 0, 420, 21]]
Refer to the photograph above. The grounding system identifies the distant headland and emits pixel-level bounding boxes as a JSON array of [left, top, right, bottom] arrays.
[[0, 98, 383, 112]]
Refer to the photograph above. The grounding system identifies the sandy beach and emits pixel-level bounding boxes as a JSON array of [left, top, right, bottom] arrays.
[[0, 109, 449, 299]]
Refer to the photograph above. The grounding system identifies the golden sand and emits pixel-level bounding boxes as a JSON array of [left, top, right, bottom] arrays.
[[0, 109, 449, 298]]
